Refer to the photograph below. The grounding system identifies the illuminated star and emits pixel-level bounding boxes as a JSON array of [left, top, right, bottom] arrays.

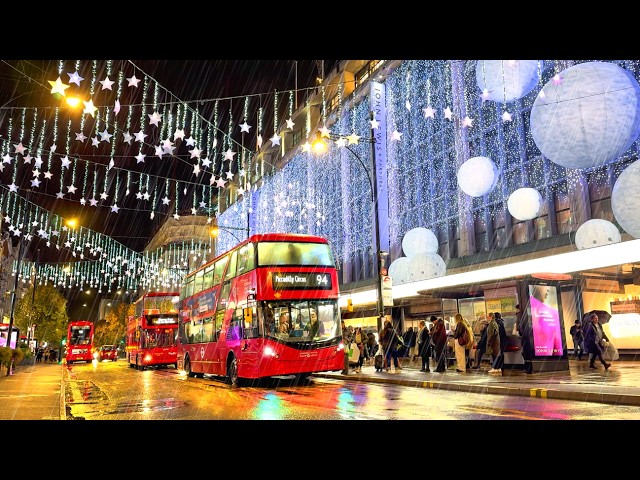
[[67, 71, 84, 86], [91, 136, 100, 147], [162, 196, 170, 205], [191, 207, 197, 215], [423, 106, 435, 118], [239, 121, 251, 133], [44, 171, 53, 180], [60, 156, 72, 169], [110, 204, 120, 213], [238, 168, 246, 178], [162, 141, 176, 156], [154, 145, 164, 157], [135, 152, 146, 164], [462, 116, 474, 128], [270, 133, 281, 146], [225, 170, 234, 180], [34, 155, 43, 168], [89, 198, 98, 207], [31, 178, 41, 188], [122, 131, 133, 144], [346, 133, 361, 145], [201, 157, 211, 168], [286, 118, 295, 129], [56, 192, 65, 199], [99, 76, 115, 90], [48, 77, 70, 96], [319, 125, 331, 138], [173, 212, 180, 220], [301, 141, 311, 152], [75, 131, 87, 142], [136, 192, 143, 199], [148, 111, 162, 126], [480, 89, 491, 103], [224, 149, 236, 161], [134, 130, 147, 143], [370, 118, 380, 129], [13, 142, 27, 155], [2, 154, 13, 164], [67, 185, 77, 194], [189, 147, 202, 159], [83, 99, 98, 117], [193, 163, 201, 176], [8, 182, 18, 192], [443, 107, 453, 120], [127, 74, 141, 87], [143, 192, 150, 201], [335, 137, 347, 148], [99, 129, 113, 142], [50, 143, 57, 153], [215, 177, 227, 188], [100, 192, 109, 200], [185, 136, 196, 147], [174, 128, 186, 141], [502, 111, 513, 122], [23, 154, 33, 164], [391, 130, 403, 141], [80, 198, 86, 206], [237, 186, 245, 197], [199, 201, 206, 208]]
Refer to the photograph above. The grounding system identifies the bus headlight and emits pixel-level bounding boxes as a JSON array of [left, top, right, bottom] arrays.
[[263, 346, 279, 358]]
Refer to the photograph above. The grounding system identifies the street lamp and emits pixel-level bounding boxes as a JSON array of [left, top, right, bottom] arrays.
[[311, 111, 387, 333], [210, 225, 245, 244]]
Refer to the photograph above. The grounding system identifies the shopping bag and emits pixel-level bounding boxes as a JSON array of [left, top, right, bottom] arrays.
[[348, 342, 360, 363], [602, 341, 619, 362]]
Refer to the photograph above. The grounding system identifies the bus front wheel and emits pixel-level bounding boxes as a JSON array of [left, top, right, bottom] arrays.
[[226, 356, 239, 387], [184, 356, 196, 378]]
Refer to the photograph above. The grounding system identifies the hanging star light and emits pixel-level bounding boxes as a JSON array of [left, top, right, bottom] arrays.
[[346, 133, 360, 145], [240, 121, 252, 133], [423, 106, 435, 118], [67, 71, 84, 86], [127, 74, 141, 87], [270, 133, 281, 146], [99, 76, 115, 90], [48, 77, 70, 96], [83, 100, 98, 117]]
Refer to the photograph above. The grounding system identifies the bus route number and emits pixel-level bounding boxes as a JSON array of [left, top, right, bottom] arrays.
[[272, 272, 332, 290]]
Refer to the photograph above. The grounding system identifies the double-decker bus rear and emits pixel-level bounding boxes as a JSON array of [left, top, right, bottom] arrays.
[[177, 233, 346, 386]]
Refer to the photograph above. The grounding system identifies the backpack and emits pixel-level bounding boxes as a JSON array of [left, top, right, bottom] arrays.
[[457, 326, 469, 346]]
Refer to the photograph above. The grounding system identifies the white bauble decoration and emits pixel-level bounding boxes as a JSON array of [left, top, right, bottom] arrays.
[[612, 160, 640, 238], [407, 252, 446, 282], [574, 219, 621, 250], [475, 60, 540, 103], [388, 256, 412, 285], [401, 227, 438, 256], [507, 187, 542, 221], [530, 61, 640, 170], [457, 156, 499, 197]]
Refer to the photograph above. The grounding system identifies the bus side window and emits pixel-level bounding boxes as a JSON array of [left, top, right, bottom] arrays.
[[228, 313, 242, 341]]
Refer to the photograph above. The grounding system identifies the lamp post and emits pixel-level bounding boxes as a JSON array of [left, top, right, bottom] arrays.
[[312, 111, 387, 333], [210, 225, 245, 244]]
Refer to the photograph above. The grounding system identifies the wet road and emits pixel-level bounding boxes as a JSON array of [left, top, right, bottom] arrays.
[[62, 360, 640, 420]]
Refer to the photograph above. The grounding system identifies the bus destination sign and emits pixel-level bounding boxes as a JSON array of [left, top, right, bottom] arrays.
[[272, 272, 332, 290], [149, 315, 179, 326]]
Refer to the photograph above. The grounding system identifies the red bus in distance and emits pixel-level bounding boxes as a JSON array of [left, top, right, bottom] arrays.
[[177, 233, 346, 386], [126, 292, 180, 370], [65, 321, 94, 364]]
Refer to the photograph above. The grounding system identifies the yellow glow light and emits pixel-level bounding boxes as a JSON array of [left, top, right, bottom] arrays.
[[65, 96, 82, 108]]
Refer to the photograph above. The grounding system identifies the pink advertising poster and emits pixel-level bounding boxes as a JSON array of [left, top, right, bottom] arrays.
[[529, 285, 563, 356]]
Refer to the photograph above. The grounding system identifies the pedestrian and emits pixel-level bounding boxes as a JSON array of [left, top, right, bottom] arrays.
[[366, 331, 378, 362], [583, 313, 611, 370], [431, 316, 448, 373], [353, 326, 368, 373], [417, 319, 431, 372], [471, 318, 489, 369], [569, 319, 585, 360], [452, 313, 470, 373], [486, 313, 501, 375], [380, 320, 402, 372], [403, 327, 416, 361], [341, 320, 352, 375], [488, 312, 507, 375], [516, 304, 534, 374]]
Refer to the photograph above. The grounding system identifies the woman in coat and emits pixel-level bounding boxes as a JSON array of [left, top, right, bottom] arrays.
[[486, 314, 501, 374], [452, 313, 470, 373], [431, 317, 448, 373]]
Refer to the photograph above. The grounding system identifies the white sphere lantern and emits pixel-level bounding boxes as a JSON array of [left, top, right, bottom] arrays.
[[475, 60, 540, 103], [574, 219, 621, 250], [457, 156, 499, 197], [612, 160, 640, 238], [388, 256, 412, 285], [507, 187, 543, 221], [530, 61, 640, 170], [407, 252, 446, 282], [402, 227, 439, 256]]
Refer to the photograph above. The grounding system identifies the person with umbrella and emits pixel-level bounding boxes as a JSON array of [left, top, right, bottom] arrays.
[[583, 312, 611, 370]]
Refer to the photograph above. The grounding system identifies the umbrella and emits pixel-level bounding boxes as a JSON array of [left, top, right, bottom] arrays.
[[583, 310, 612, 324]]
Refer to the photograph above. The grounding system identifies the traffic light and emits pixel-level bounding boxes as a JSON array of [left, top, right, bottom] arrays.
[[347, 298, 353, 312]]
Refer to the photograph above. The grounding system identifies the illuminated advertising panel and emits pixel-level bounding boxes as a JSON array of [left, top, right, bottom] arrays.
[[529, 284, 563, 356]]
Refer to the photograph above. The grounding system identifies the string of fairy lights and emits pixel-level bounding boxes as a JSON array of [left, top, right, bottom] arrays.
[[2, 59, 640, 298]]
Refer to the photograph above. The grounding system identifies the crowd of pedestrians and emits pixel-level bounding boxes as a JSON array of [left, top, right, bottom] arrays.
[[35, 347, 58, 363]]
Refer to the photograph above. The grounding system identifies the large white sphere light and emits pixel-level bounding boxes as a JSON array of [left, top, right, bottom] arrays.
[[388, 256, 412, 285], [407, 252, 446, 282], [507, 187, 543, 221], [530, 61, 640, 170], [475, 60, 540, 103], [457, 156, 499, 197], [401, 227, 439, 256], [574, 219, 621, 250], [612, 160, 640, 238]]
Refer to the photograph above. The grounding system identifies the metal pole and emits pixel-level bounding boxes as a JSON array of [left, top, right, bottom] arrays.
[[367, 111, 384, 334], [7, 190, 31, 375]]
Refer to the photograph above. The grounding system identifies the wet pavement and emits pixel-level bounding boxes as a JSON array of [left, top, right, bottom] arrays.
[[2, 356, 640, 420]]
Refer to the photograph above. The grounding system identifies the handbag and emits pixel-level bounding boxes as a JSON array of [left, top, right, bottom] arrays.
[[602, 340, 619, 362], [457, 328, 468, 346]]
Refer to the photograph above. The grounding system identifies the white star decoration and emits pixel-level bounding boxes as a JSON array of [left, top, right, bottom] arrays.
[[462, 116, 474, 128], [443, 107, 453, 120], [391, 130, 403, 141], [75, 132, 87, 142], [111, 204, 120, 213], [502, 111, 513, 122], [100, 76, 115, 90], [270, 133, 281, 146], [286, 118, 295, 129], [240, 121, 252, 133], [423, 106, 435, 118], [48, 77, 69, 96], [224, 149, 236, 161], [127, 75, 141, 87], [67, 71, 84, 86], [148, 111, 162, 126], [83, 100, 97, 117]]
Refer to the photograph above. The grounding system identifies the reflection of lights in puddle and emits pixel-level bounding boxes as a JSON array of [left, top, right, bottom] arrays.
[[109, 398, 185, 414], [254, 393, 286, 419]]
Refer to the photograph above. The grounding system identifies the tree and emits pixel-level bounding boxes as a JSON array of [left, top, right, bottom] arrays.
[[95, 302, 132, 347], [13, 284, 68, 347]]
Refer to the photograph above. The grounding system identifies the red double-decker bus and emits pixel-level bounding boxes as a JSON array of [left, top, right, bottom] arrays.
[[177, 233, 346, 386], [126, 292, 180, 370], [65, 321, 94, 364]]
